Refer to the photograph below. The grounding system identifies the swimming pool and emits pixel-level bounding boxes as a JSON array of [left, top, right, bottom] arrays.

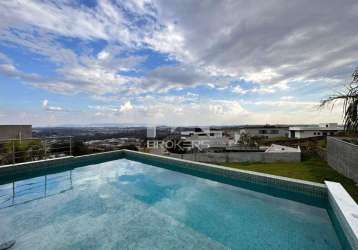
[[0, 150, 356, 249]]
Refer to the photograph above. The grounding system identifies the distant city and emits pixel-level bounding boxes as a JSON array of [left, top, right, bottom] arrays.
[[0, 123, 344, 165], [28, 123, 343, 140]]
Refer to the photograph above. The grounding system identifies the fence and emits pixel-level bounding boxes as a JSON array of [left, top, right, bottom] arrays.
[[0, 137, 72, 166], [327, 137, 358, 183]]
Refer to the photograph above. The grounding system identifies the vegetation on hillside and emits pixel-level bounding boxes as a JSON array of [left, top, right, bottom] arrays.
[[0, 139, 45, 164]]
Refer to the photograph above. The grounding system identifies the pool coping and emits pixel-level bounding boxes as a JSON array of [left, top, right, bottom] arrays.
[[124, 150, 327, 197], [0, 149, 357, 248], [326, 181, 358, 249], [0, 156, 75, 175], [124, 150, 325, 187]]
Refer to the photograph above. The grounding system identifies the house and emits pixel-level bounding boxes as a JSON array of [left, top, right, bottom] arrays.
[[181, 128, 223, 139], [0, 125, 32, 140], [146, 127, 157, 138], [288, 123, 344, 139], [234, 125, 289, 142], [180, 128, 227, 150]]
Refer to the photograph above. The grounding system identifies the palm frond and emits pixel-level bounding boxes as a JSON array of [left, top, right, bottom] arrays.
[[320, 68, 358, 134]]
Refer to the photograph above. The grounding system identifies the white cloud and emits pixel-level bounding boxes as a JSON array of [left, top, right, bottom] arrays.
[[42, 99, 64, 111], [152, 0, 358, 86], [81, 96, 344, 126], [42, 99, 48, 108], [251, 87, 276, 94], [0, 0, 356, 125], [32, 82, 77, 95], [0, 63, 17, 74], [0, 0, 137, 44], [232, 85, 248, 94], [144, 23, 192, 62], [0, 95, 344, 126], [0, 62, 40, 81], [280, 96, 294, 101], [244, 68, 281, 84], [139, 65, 229, 93], [186, 92, 198, 97], [119, 101, 134, 112], [251, 82, 289, 94], [88, 105, 119, 112], [2, 0, 358, 90], [2, 0, 354, 96], [97, 51, 110, 60], [89, 101, 134, 113]]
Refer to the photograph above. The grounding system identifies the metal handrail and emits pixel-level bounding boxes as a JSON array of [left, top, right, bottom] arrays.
[[0, 170, 73, 209], [0, 136, 73, 165], [0, 136, 73, 142]]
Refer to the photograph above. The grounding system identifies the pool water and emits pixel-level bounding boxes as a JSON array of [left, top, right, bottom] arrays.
[[0, 158, 345, 249]]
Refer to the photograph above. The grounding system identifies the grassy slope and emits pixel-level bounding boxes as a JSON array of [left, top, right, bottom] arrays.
[[221, 154, 358, 202]]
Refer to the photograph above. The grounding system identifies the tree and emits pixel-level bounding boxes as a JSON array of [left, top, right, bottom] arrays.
[[321, 68, 358, 134], [0, 139, 44, 164], [72, 140, 92, 156]]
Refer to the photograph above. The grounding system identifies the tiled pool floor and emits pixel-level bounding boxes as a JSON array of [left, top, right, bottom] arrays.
[[0, 159, 344, 249]]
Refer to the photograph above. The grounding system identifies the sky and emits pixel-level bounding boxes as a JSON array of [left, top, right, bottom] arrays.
[[0, 0, 357, 126]]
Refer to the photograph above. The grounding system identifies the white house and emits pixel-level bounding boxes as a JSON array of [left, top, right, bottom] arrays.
[[181, 129, 223, 139], [234, 125, 289, 142], [180, 128, 227, 149], [288, 123, 343, 139], [146, 127, 156, 138]]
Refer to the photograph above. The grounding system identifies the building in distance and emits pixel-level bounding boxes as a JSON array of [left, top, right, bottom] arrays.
[[234, 125, 289, 142], [288, 123, 343, 139]]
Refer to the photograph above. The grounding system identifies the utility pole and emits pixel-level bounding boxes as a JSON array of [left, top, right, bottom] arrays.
[[69, 137, 72, 155], [12, 140, 15, 164], [44, 141, 47, 160]]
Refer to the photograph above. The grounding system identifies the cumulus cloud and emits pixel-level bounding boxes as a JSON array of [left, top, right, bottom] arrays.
[[0, 1, 149, 96], [232, 85, 248, 94], [0, 94, 342, 126], [81, 95, 343, 126], [42, 99, 64, 111], [97, 51, 110, 61], [0, 62, 40, 82], [0, 0, 356, 124], [153, 0, 358, 85], [140, 65, 229, 92], [88, 101, 134, 113], [119, 101, 134, 112], [2, 0, 355, 94], [87, 97, 251, 126]]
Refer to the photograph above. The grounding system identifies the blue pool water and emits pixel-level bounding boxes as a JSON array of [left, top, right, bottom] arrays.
[[0, 158, 345, 249]]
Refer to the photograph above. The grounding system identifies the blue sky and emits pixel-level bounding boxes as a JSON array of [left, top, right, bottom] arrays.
[[1, 0, 357, 126]]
